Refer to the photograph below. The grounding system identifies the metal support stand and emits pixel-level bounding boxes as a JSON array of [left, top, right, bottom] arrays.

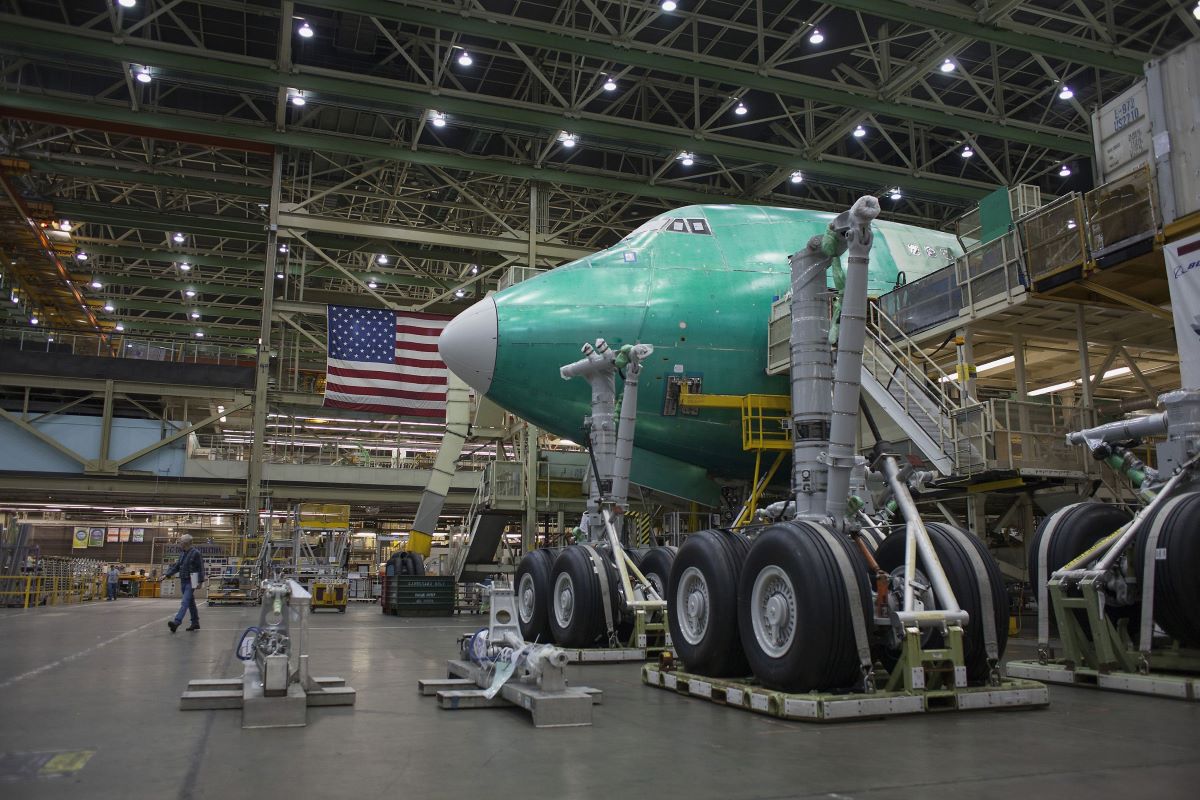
[[418, 581, 603, 726], [180, 580, 356, 728]]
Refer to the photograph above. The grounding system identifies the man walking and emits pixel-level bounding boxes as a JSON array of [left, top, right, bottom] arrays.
[[163, 534, 205, 632], [106, 564, 120, 601]]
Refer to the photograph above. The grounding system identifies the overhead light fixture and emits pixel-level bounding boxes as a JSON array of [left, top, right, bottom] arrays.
[[30, 315, 38, 325], [367, 279, 378, 289], [195, 331, 205, 338], [853, 124, 867, 138], [297, 20, 314, 38], [278, 244, 288, 253], [429, 110, 447, 128], [1059, 85, 1074, 100], [289, 89, 306, 107], [809, 28, 824, 45], [1028, 380, 1076, 397], [377, 254, 389, 265], [276, 272, 285, 279], [455, 289, 466, 298], [457, 51, 473, 67], [677, 151, 695, 166], [179, 262, 191, 271], [185, 289, 196, 297], [90, 279, 102, 289], [558, 131, 578, 148], [75, 250, 88, 261], [734, 101, 747, 116], [789, 170, 804, 184], [1067, 218, 1077, 230], [173, 232, 185, 243], [940, 58, 955, 73], [115, 323, 125, 332], [961, 146, 974, 158], [889, 188, 902, 201], [60, 219, 72, 232], [1059, 164, 1072, 177], [661, 0, 678, 11], [190, 311, 200, 319], [470, 264, 479, 274], [135, 66, 152, 84], [103, 302, 115, 313], [603, 76, 617, 92], [1194, 1, 1200, 21], [118, 0, 137, 8]]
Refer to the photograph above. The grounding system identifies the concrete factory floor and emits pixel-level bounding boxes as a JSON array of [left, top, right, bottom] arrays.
[[2, 601, 1199, 799]]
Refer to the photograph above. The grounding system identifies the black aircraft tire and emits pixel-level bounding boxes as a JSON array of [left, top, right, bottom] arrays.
[[875, 523, 1008, 683], [668, 531, 751, 677], [639, 546, 677, 602], [1027, 502, 1131, 589], [737, 522, 871, 692], [1132, 493, 1200, 646], [548, 546, 607, 648], [516, 549, 557, 643]]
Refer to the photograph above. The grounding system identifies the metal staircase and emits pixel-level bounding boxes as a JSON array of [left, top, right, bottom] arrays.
[[860, 305, 970, 475], [450, 461, 521, 582]]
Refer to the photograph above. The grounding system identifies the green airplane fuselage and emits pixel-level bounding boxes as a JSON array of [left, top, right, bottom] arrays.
[[480, 204, 961, 480]]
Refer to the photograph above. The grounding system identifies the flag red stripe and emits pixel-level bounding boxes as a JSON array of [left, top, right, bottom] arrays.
[[391, 310, 453, 322], [327, 364, 445, 384], [395, 340, 440, 353], [326, 382, 446, 401], [396, 324, 447, 336], [395, 355, 444, 368], [324, 398, 446, 417]]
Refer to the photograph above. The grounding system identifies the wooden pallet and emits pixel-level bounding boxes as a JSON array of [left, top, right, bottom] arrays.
[[642, 665, 1048, 722]]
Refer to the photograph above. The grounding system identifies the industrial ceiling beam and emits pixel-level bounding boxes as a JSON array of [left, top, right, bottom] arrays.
[[0, 21, 1010, 196], [0, 97, 819, 210], [812, 0, 1145, 74], [277, 212, 592, 262], [308, 0, 1094, 151], [25, 159, 272, 201]]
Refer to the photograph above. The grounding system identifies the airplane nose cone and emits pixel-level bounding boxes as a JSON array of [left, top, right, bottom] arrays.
[[438, 296, 497, 395]]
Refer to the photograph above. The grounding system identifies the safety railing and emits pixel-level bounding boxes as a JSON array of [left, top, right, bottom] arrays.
[[1018, 192, 1088, 284], [187, 435, 491, 472], [864, 304, 965, 463], [0, 325, 254, 365], [0, 574, 107, 608], [953, 400, 1098, 477], [1084, 165, 1158, 256], [956, 230, 1026, 311]]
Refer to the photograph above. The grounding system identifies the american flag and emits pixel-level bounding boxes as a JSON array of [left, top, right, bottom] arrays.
[[323, 305, 451, 418]]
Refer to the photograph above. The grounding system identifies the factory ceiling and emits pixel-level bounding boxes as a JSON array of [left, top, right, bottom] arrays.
[[0, 0, 1193, 346]]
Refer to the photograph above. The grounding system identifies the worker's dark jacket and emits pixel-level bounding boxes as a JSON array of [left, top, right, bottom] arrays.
[[165, 549, 206, 585]]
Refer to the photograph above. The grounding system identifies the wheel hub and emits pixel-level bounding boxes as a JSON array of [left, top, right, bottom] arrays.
[[750, 565, 798, 658], [553, 572, 575, 629], [676, 566, 710, 645], [518, 573, 536, 624]]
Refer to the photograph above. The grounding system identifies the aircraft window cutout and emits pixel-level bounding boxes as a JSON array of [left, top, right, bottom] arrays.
[[687, 219, 711, 235], [669, 219, 689, 233]]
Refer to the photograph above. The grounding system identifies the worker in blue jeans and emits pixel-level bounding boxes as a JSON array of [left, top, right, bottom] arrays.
[[106, 565, 120, 601], [163, 534, 205, 632]]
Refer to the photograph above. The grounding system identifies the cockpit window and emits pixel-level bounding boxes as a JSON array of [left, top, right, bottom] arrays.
[[687, 218, 711, 235], [669, 219, 688, 232]]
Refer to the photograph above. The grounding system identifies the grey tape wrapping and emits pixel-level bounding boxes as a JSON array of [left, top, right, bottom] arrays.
[[1137, 494, 1189, 654], [1036, 506, 1074, 647], [812, 525, 873, 672], [941, 526, 999, 661], [581, 545, 616, 642]]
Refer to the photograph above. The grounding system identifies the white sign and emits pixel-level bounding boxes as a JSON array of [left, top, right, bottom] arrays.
[[1166, 230, 1200, 389]]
